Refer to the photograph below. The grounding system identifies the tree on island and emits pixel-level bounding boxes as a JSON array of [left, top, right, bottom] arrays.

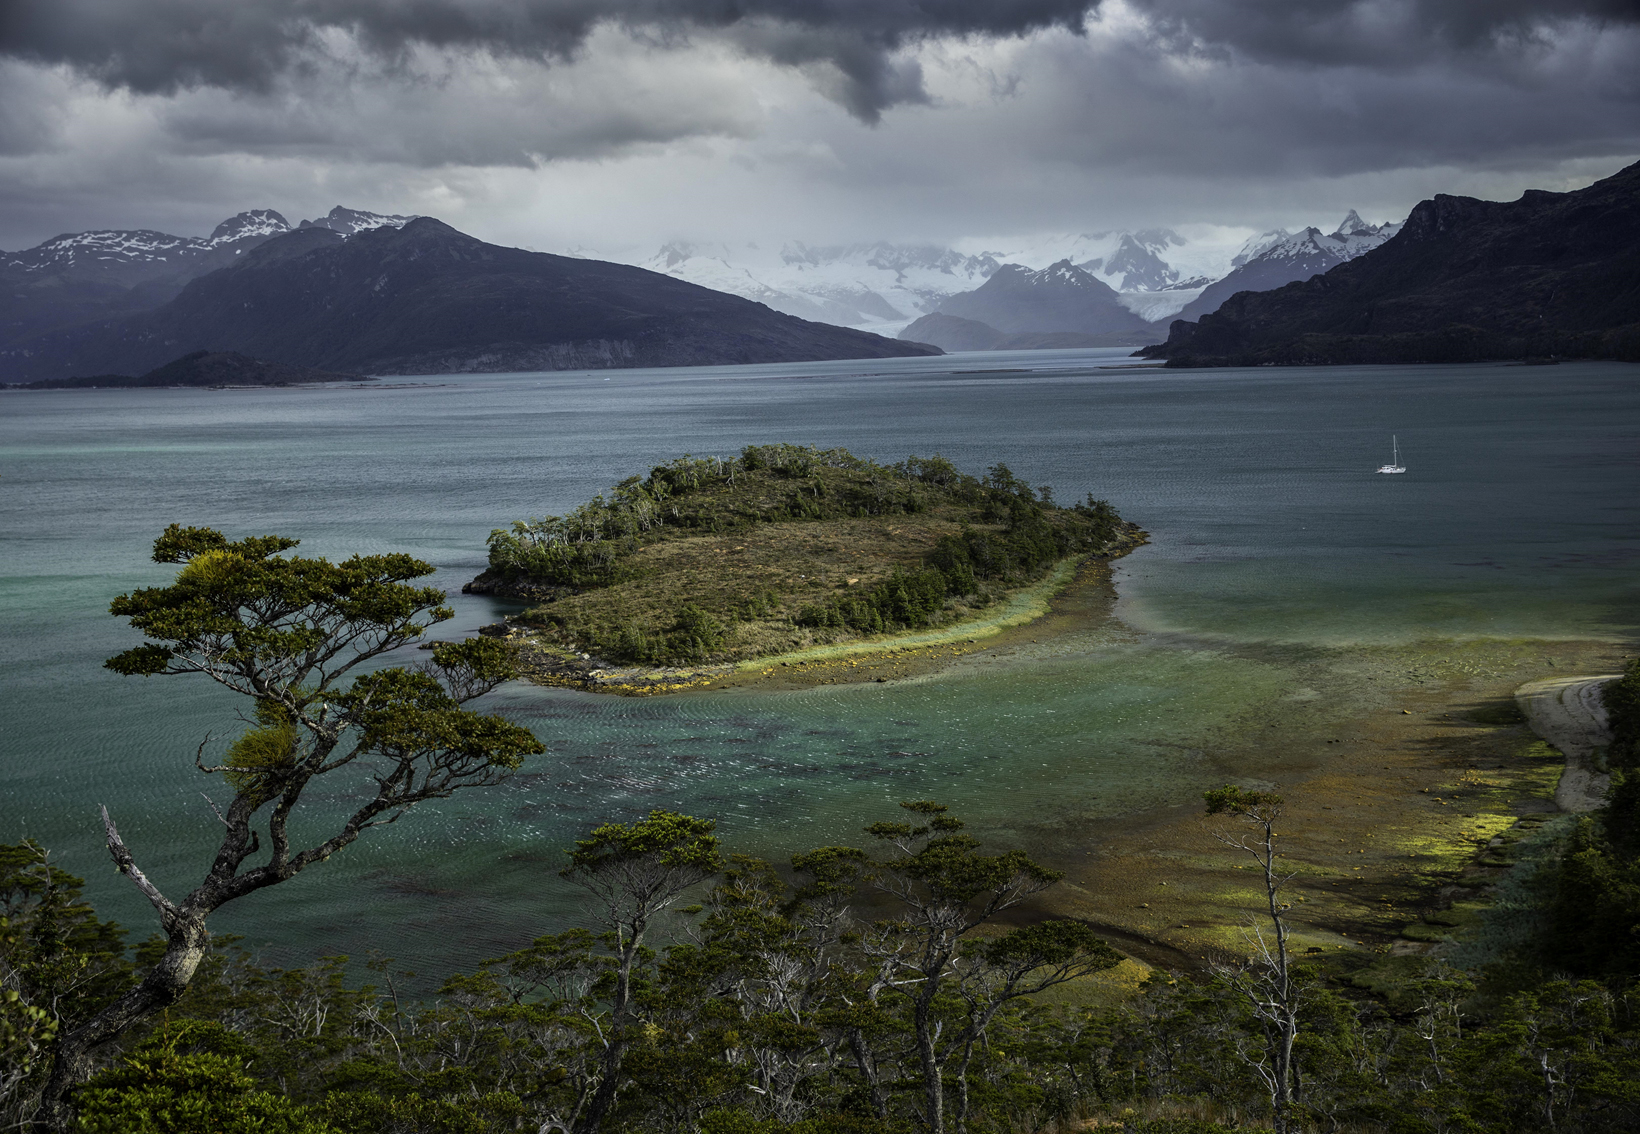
[[31, 525, 543, 1133]]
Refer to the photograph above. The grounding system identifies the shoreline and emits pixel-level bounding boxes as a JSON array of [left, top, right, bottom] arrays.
[[1516, 674, 1618, 811]]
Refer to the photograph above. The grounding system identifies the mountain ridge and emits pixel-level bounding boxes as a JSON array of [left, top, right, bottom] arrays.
[[1, 218, 940, 380], [1140, 161, 1640, 366], [0, 206, 417, 352], [1169, 213, 1402, 324], [929, 260, 1150, 336]]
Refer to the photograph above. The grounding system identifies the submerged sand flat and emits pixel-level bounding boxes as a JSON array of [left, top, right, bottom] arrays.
[[1517, 674, 1618, 811], [891, 558, 1635, 970]]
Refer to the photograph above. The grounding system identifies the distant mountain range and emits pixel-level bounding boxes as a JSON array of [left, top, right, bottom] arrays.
[[631, 241, 1005, 329], [621, 230, 1231, 331], [1169, 212, 1401, 324], [0, 199, 1420, 376], [615, 216, 1401, 352], [897, 261, 1153, 351], [0, 206, 416, 352], [1140, 160, 1640, 366], [1, 218, 937, 381]]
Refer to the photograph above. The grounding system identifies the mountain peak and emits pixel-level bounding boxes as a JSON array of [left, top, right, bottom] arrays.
[[1331, 209, 1375, 238], [208, 209, 291, 246], [934, 255, 1145, 336], [298, 206, 419, 236]]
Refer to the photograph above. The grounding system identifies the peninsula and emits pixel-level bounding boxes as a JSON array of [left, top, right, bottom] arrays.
[[465, 445, 1145, 693]]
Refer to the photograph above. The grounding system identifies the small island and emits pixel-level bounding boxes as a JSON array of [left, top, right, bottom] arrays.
[[466, 444, 1145, 693]]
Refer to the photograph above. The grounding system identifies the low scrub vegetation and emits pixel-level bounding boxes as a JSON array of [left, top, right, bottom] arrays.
[[481, 445, 1135, 665]]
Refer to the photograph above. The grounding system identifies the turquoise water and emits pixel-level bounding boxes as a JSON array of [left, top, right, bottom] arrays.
[[3, 351, 1637, 971]]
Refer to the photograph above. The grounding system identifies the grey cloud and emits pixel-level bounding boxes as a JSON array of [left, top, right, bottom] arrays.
[[1126, 0, 1640, 67], [0, 0, 1091, 120], [1022, 20, 1640, 176]]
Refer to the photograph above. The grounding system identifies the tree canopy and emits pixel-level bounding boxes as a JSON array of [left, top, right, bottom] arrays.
[[29, 527, 543, 1133]]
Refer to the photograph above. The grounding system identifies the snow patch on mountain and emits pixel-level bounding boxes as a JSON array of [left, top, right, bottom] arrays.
[[1118, 287, 1209, 321], [1253, 214, 1402, 266], [208, 210, 292, 246], [4, 211, 296, 272], [299, 206, 419, 235], [6, 230, 199, 271], [622, 240, 1000, 331], [581, 212, 1400, 335]]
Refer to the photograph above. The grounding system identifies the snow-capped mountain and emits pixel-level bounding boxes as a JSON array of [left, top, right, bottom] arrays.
[[298, 206, 420, 235], [208, 209, 292, 245], [1171, 212, 1403, 324], [1238, 211, 1401, 270], [1, 206, 419, 352], [929, 259, 1149, 337], [3, 206, 416, 280], [618, 224, 1285, 333], [630, 240, 1001, 331], [3, 210, 294, 280]]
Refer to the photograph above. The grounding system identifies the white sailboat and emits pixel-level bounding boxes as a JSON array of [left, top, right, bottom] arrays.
[[1376, 435, 1406, 474]]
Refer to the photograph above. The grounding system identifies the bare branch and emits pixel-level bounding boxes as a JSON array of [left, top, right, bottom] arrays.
[[192, 733, 227, 774], [200, 792, 228, 827], [101, 806, 178, 930]]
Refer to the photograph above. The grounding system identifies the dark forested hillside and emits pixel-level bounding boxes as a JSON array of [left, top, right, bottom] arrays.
[[0, 219, 941, 381], [13, 350, 364, 388], [1142, 160, 1640, 366]]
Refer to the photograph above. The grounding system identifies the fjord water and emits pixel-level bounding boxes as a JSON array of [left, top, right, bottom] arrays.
[[3, 352, 1637, 972]]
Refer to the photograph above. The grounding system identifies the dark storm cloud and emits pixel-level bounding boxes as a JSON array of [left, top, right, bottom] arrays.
[[1126, 0, 1640, 66], [0, 0, 1091, 121]]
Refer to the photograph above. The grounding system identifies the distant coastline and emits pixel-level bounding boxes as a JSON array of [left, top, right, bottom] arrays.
[[6, 349, 368, 390]]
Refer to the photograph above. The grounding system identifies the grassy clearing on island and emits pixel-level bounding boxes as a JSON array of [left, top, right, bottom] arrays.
[[475, 444, 1139, 667]]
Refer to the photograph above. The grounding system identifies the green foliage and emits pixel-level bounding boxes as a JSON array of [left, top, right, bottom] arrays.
[[74, 1021, 332, 1134], [486, 446, 1127, 596], [797, 568, 949, 634], [223, 701, 297, 800], [41, 790, 1640, 1134], [1, 842, 131, 1125], [1544, 815, 1640, 978], [567, 811, 722, 876], [105, 526, 540, 821], [1203, 786, 1285, 818], [108, 524, 451, 687], [668, 604, 728, 661], [321, 1091, 526, 1134], [39, 527, 546, 1133], [1604, 658, 1640, 770]]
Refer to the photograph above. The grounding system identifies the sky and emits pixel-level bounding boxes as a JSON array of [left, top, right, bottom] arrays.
[[1, 0, 1637, 255]]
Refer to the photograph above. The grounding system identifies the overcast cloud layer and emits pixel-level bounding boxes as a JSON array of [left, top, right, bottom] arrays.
[[1, 0, 1636, 251]]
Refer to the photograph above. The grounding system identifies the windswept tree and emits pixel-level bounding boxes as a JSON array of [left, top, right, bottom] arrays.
[[1203, 785, 1306, 1134], [561, 809, 722, 1134], [33, 525, 543, 1133], [862, 801, 1121, 1134]]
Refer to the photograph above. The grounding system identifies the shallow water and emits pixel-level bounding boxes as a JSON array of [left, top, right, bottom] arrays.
[[2, 350, 1637, 971]]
